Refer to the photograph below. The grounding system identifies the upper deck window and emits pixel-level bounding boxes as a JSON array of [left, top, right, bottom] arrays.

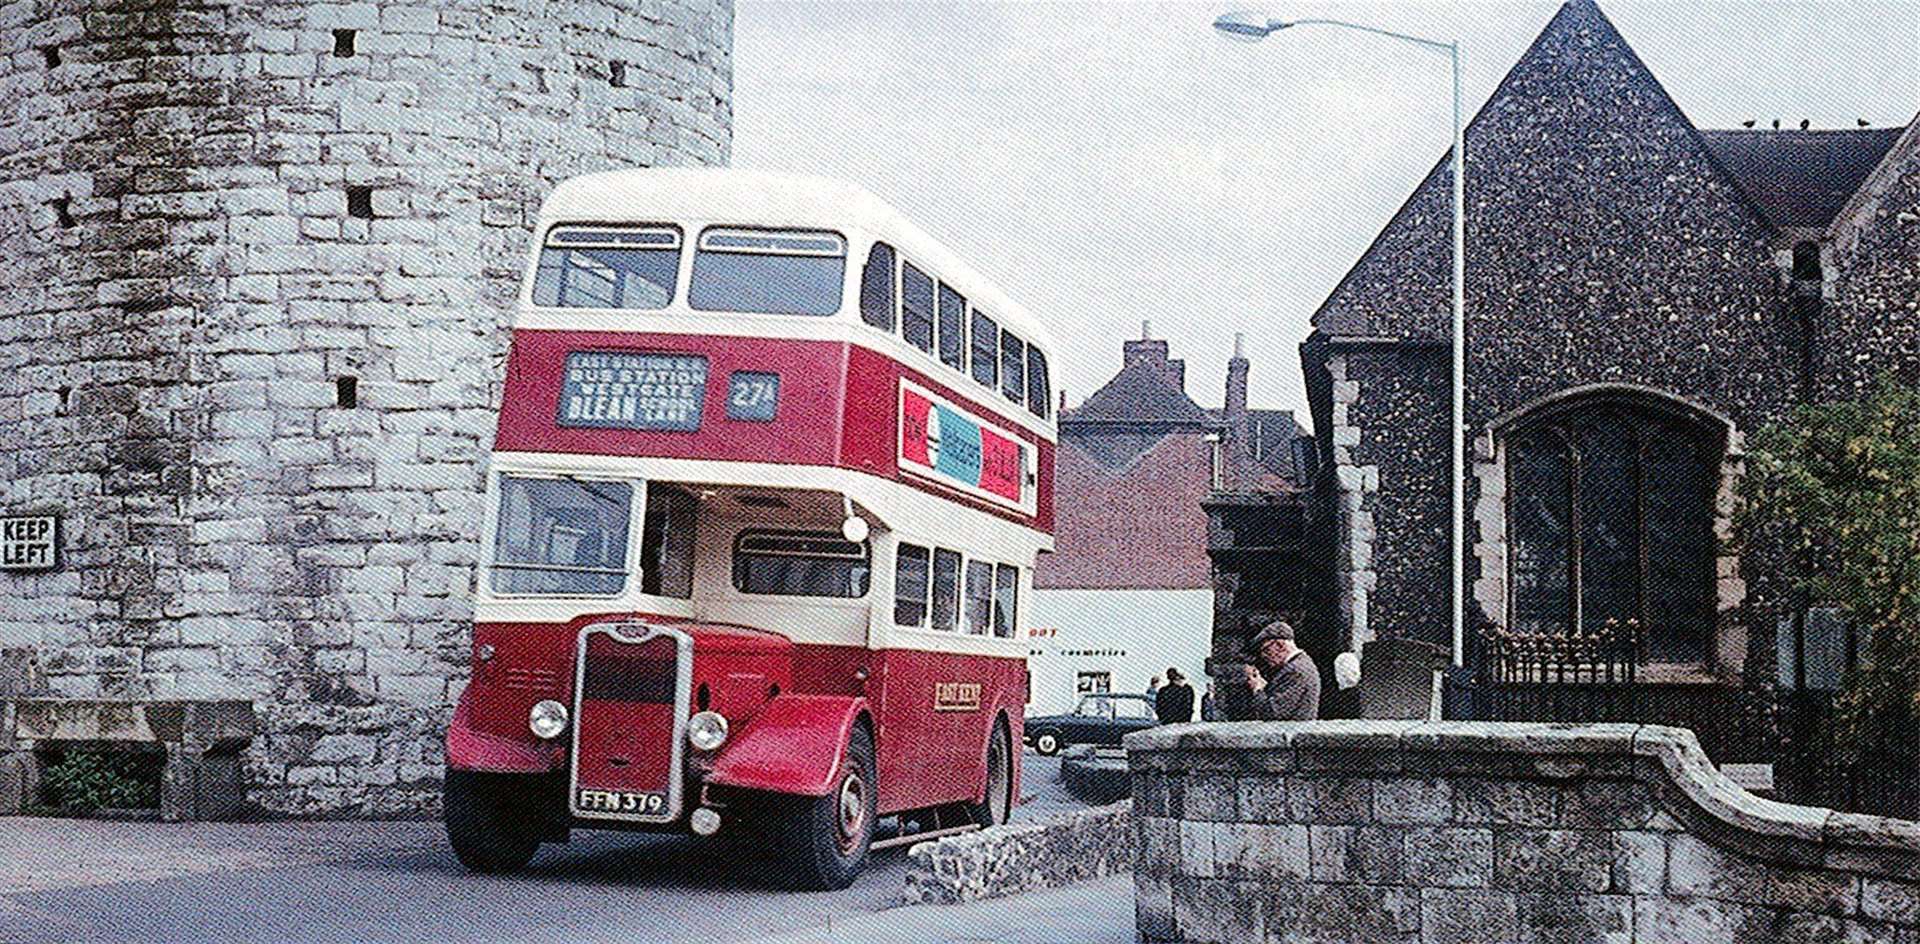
[[860, 242, 896, 330], [1000, 333, 1027, 405], [490, 474, 632, 596], [532, 225, 681, 310], [937, 283, 966, 371], [901, 263, 935, 353], [1026, 347, 1051, 420], [690, 228, 846, 316], [970, 311, 999, 387], [732, 529, 871, 598]]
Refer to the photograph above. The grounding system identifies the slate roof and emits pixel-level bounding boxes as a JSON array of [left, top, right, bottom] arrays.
[[1063, 358, 1211, 426], [1701, 129, 1905, 229]]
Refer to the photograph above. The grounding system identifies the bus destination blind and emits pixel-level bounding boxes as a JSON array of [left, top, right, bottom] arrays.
[[557, 351, 709, 432]]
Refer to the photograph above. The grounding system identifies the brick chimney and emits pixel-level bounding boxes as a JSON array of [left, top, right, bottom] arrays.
[[1122, 320, 1185, 389], [1223, 332, 1253, 489]]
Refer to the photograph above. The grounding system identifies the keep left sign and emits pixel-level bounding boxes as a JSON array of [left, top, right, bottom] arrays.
[[0, 514, 58, 572]]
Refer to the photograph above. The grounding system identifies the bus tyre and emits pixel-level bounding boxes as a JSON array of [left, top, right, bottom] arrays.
[[780, 725, 876, 891], [965, 721, 1015, 828], [444, 769, 540, 874], [1033, 730, 1061, 756]]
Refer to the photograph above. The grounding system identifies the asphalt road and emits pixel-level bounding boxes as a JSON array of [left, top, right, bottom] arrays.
[[0, 753, 1078, 944]]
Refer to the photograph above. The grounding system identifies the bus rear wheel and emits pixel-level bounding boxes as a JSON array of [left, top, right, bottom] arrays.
[[779, 725, 876, 890], [965, 721, 1015, 828], [444, 769, 541, 874]]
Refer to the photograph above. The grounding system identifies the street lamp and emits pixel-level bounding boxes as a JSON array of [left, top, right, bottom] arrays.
[[1214, 10, 1467, 672]]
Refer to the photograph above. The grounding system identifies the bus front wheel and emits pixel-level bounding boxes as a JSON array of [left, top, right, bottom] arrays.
[[444, 769, 540, 874], [779, 725, 876, 890]]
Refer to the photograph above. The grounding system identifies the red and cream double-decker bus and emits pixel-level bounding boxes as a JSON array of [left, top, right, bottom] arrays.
[[443, 169, 1056, 889]]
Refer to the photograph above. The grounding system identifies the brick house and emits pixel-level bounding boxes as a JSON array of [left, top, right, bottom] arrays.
[[1028, 329, 1309, 713], [1297, 0, 1920, 766]]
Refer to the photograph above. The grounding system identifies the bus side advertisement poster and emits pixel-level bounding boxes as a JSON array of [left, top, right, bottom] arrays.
[[899, 382, 1031, 513]]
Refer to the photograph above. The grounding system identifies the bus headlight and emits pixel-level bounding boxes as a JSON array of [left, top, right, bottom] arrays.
[[687, 711, 729, 751], [529, 700, 569, 740]]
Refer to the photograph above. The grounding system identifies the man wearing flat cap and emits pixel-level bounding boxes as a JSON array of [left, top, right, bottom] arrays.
[[1241, 620, 1321, 721]]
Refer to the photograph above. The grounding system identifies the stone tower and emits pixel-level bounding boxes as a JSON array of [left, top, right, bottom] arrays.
[[0, 0, 732, 813]]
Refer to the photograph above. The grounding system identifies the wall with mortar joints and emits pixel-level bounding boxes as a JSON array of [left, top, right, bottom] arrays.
[[0, 0, 732, 814]]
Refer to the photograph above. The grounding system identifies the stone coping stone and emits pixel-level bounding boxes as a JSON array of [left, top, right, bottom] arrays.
[[9, 698, 257, 747], [903, 801, 1132, 905], [1125, 720, 1920, 873]]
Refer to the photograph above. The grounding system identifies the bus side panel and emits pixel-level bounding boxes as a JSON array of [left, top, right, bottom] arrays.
[[842, 346, 1055, 535], [788, 642, 871, 698], [871, 646, 1026, 814]]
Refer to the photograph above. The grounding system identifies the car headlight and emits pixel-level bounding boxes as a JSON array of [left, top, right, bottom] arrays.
[[528, 699, 569, 740], [687, 711, 729, 751]]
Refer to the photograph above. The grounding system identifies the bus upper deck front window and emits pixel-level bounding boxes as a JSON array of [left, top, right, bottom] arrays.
[[690, 228, 847, 316], [531, 225, 681, 310], [491, 475, 633, 596]]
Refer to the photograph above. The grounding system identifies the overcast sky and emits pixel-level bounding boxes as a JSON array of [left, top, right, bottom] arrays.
[[733, 1, 1920, 426]]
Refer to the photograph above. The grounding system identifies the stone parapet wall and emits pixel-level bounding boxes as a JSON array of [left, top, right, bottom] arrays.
[[1127, 721, 1920, 943], [0, 0, 731, 814], [903, 801, 1132, 905]]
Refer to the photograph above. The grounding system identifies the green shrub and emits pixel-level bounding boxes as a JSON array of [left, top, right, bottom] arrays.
[[40, 749, 161, 814], [1743, 375, 1920, 769]]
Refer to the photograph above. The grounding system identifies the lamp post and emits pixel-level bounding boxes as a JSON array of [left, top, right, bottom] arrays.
[[1214, 11, 1467, 671]]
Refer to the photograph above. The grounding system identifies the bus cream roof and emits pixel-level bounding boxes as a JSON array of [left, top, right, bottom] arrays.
[[538, 168, 1055, 352]]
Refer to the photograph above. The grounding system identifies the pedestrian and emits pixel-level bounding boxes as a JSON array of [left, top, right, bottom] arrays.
[[1154, 667, 1195, 723], [1200, 681, 1223, 721], [1146, 675, 1162, 696], [1242, 620, 1321, 721]]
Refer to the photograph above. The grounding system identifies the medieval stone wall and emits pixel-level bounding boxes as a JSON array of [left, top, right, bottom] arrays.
[[1129, 721, 1920, 944], [0, 0, 731, 814]]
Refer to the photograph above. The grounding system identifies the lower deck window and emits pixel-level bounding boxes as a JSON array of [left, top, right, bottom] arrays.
[[491, 475, 633, 596], [930, 548, 962, 631], [964, 560, 994, 635], [640, 484, 698, 598], [894, 543, 931, 625], [732, 530, 871, 598], [993, 564, 1019, 638]]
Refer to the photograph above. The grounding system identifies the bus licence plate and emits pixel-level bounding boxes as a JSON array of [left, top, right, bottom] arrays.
[[576, 788, 667, 815]]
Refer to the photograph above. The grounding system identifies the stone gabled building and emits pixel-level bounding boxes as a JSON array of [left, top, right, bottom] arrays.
[[1298, 0, 1919, 762]]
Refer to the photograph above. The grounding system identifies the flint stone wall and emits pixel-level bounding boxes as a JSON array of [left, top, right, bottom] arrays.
[[0, 0, 731, 814], [1127, 721, 1920, 944], [903, 801, 1132, 905]]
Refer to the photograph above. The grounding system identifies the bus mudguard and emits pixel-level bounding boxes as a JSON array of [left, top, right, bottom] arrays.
[[704, 693, 870, 797], [445, 689, 566, 773]]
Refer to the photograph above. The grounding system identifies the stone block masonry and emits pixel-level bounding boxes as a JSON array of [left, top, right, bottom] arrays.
[[0, 0, 731, 814], [1128, 721, 1920, 943]]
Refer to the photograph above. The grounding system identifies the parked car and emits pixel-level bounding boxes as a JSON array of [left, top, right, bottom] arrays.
[[1024, 693, 1160, 755]]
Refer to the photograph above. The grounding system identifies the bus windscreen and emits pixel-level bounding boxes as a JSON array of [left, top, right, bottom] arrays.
[[690, 228, 846, 316], [532, 225, 681, 310]]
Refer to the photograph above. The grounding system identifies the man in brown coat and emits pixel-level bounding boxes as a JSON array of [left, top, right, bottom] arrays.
[[1242, 620, 1321, 721]]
